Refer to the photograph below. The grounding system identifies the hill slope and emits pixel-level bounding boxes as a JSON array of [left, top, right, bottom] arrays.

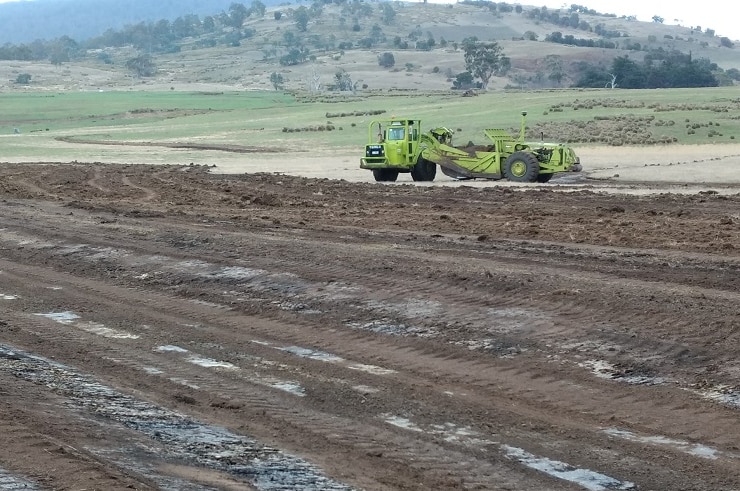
[[0, 1, 736, 92]]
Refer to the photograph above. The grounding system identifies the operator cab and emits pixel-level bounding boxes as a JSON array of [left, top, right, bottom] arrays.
[[387, 124, 405, 141]]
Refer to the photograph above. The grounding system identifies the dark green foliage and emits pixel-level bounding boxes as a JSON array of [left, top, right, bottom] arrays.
[[15, 73, 32, 84], [380, 4, 396, 24], [332, 70, 355, 91], [462, 41, 508, 89], [279, 47, 310, 66], [726, 68, 740, 80], [451, 71, 481, 90], [545, 31, 617, 49], [294, 6, 310, 31], [575, 51, 719, 89], [378, 51, 395, 68], [125, 54, 156, 77], [227, 3, 249, 28], [97, 52, 113, 64], [250, 0, 266, 18], [269, 72, 284, 90]]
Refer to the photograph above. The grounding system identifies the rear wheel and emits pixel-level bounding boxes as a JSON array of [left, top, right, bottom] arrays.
[[411, 157, 437, 182], [503, 151, 540, 182], [372, 169, 399, 182]]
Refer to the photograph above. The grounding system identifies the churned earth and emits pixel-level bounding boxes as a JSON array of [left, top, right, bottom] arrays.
[[0, 157, 738, 490]]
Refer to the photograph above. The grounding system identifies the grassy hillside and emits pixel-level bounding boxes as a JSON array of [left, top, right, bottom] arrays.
[[0, 2, 737, 94]]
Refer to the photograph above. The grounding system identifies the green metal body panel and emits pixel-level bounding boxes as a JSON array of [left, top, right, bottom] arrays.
[[360, 119, 422, 171]]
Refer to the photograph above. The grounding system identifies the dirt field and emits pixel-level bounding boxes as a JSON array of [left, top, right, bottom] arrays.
[[0, 154, 739, 490]]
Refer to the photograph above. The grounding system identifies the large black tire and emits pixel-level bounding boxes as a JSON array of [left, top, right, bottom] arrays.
[[372, 168, 399, 182], [410, 157, 437, 182], [503, 151, 540, 182]]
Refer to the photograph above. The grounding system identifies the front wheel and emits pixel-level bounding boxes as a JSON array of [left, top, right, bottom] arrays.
[[503, 151, 540, 182], [372, 169, 399, 182], [411, 157, 437, 182]]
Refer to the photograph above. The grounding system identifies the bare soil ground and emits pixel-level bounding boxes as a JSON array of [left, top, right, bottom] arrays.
[[0, 160, 739, 490]]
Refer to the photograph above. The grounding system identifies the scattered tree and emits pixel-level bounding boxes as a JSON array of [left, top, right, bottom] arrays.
[[15, 73, 32, 84], [269, 72, 284, 90], [378, 52, 395, 68], [463, 41, 509, 89], [228, 3, 250, 28], [279, 47, 310, 66], [294, 6, 310, 32], [50, 49, 69, 66], [451, 71, 479, 90], [250, 0, 266, 18], [333, 69, 355, 91], [381, 4, 396, 24], [125, 54, 156, 77], [719, 37, 734, 48], [545, 54, 564, 85]]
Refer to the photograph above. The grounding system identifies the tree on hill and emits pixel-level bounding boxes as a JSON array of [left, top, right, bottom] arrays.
[[462, 40, 509, 89], [377, 51, 395, 68], [269, 72, 284, 90], [227, 3, 249, 28], [380, 4, 396, 25], [125, 54, 156, 77], [575, 51, 719, 89], [294, 6, 310, 32], [250, 0, 266, 18]]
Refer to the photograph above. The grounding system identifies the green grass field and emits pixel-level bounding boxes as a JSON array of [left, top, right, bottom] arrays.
[[1, 87, 738, 163]]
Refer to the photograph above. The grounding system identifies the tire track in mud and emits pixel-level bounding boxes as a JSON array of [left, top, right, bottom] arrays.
[[2, 207, 739, 397], [0, 263, 585, 490], [1, 207, 738, 400], [1, 201, 740, 489], [1, 254, 739, 490], [0, 269, 585, 490], [5, 210, 737, 397], [0, 344, 353, 491]]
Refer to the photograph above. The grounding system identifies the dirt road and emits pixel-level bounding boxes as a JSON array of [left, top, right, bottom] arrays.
[[0, 162, 738, 490]]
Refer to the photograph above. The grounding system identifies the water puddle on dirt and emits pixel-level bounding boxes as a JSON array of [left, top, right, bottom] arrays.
[[604, 428, 724, 460], [503, 445, 636, 491], [0, 293, 18, 300], [278, 345, 344, 363], [346, 319, 435, 338], [77, 321, 140, 339], [367, 298, 444, 319], [187, 355, 238, 370], [255, 340, 397, 376], [580, 360, 740, 410], [35, 311, 80, 324], [155, 344, 306, 397], [0, 468, 40, 490], [36, 311, 140, 339], [0, 344, 352, 491], [689, 384, 740, 409], [578, 359, 667, 385], [384, 414, 633, 490]]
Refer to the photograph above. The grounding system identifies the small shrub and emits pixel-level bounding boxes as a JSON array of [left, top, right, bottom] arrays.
[[15, 73, 32, 84]]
